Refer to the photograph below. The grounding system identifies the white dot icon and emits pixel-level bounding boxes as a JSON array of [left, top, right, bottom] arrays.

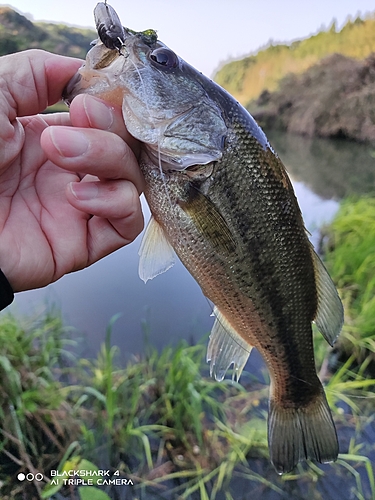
[[17, 473, 25, 481]]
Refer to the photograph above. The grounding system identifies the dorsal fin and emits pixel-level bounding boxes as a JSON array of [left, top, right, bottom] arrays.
[[311, 248, 344, 346], [207, 307, 252, 382], [138, 216, 175, 283]]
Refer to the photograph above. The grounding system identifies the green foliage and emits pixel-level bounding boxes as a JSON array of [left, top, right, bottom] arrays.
[[215, 12, 375, 105], [0, 310, 79, 499], [41, 455, 111, 500], [78, 487, 111, 500], [146, 342, 228, 445], [324, 197, 375, 348], [0, 309, 374, 499], [0, 6, 95, 58], [72, 328, 234, 468], [314, 196, 375, 414]]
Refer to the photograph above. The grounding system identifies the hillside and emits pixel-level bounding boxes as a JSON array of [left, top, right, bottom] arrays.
[[215, 15, 375, 106], [248, 53, 375, 143], [0, 6, 95, 58]]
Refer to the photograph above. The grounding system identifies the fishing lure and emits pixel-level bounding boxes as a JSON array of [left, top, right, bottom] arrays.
[[95, 1, 125, 50]]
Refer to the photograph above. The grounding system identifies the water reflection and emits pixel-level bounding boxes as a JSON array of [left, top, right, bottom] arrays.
[[7, 132, 371, 357], [267, 130, 375, 199]]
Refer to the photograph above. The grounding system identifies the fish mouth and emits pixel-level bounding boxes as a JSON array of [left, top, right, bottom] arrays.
[[62, 72, 83, 106]]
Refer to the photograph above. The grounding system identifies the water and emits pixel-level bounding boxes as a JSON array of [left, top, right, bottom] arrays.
[[267, 130, 375, 199], [7, 131, 375, 359]]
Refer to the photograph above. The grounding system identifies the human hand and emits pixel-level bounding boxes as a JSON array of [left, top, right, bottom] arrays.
[[0, 49, 144, 292]]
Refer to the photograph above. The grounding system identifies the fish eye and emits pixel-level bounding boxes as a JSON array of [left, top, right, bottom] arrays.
[[150, 48, 179, 69]]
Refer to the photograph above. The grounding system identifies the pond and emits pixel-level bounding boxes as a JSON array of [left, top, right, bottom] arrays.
[[7, 130, 375, 361]]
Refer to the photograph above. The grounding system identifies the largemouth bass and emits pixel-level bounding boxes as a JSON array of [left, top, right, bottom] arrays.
[[63, 2, 344, 474]]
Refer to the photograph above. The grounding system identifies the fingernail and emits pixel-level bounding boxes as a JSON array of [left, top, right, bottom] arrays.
[[84, 95, 114, 130], [70, 182, 99, 200], [50, 128, 89, 157]]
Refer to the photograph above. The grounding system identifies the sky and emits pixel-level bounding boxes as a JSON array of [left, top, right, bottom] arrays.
[[2, 0, 375, 77]]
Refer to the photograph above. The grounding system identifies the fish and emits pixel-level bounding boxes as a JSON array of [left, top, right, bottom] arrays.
[[63, 2, 344, 474]]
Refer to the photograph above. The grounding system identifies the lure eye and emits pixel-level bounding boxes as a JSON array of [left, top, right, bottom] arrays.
[[150, 48, 179, 69]]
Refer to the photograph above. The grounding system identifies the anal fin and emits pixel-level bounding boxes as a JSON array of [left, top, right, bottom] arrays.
[[207, 307, 252, 382], [138, 216, 175, 283]]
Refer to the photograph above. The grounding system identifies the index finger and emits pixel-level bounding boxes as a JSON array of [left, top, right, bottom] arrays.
[[0, 50, 82, 166], [41, 125, 145, 193], [0, 49, 82, 120]]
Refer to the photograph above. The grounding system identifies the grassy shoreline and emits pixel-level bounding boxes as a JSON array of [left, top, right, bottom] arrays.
[[0, 197, 375, 499]]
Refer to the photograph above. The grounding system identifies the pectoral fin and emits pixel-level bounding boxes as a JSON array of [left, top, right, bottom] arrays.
[[138, 216, 175, 283], [179, 187, 236, 255], [207, 307, 252, 382], [311, 248, 344, 346]]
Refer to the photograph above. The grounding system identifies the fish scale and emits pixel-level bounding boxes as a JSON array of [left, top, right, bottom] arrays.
[[193, 129, 317, 379], [63, 1, 344, 474]]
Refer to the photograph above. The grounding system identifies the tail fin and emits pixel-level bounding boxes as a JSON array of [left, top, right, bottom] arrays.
[[268, 388, 338, 475]]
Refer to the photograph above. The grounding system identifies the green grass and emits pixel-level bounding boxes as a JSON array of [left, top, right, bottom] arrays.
[[2, 199, 375, 500], [0, 310, 80, 499], [0, 310, 269, 498], [321, 196, 375, 368]]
